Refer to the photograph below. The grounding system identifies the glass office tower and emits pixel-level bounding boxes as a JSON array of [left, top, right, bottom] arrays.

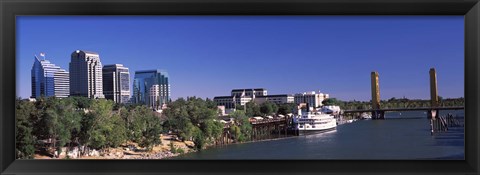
[[103, 64, 131, 103], [132, 69, 170, 107], [31, 55, 69, 98]]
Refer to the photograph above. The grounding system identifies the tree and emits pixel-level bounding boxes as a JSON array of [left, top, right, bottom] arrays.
[[229, 125, 242, 142], [278, 103, 296, 115], [205, 98, 217, 109], [31, 96, 53, 141], [245, 102, 261, 117], [322, 98, 340, 106], [229, 111, 252, 142], [236, 105, 245, 111], [260, 102, 276, 116], [42, 97, 82, 156], [130, 106, 163, 151], [200, 119, 224, 144], [106, 112, 127, 148], [163, 97, 218, 147], [80, 99, 125, 151], [271, 103, 279, 115], [388, 97, 397, 102], [68, 96, 92, 109], [211, 121, 225, 145], [15, 98, 36, 159]]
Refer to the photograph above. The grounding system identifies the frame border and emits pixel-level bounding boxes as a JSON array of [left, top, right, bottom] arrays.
[[1, 0, 479, 174]]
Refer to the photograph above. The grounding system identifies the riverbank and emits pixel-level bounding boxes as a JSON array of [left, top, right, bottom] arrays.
[[33, 119, 357, 160], [181, 118, 357, 155], [34, 134, 196, 159]]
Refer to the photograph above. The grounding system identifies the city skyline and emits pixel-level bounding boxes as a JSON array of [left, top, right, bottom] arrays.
[[17, 16, 464, 101]]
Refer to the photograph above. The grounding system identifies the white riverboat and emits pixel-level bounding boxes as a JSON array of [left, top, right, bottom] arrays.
[[292, 111, 337, 135]]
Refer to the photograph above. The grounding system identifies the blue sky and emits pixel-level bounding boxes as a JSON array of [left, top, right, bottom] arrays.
[[16, 16, 464, 101]]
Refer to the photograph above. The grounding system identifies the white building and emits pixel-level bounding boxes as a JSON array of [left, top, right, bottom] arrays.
[[69, 50, 104, 99], [231, 88, 267, 98], [149, 84, 160, 110], [294, 91, 329, 108], [215, 88, 266, 109], [213, 95, 252, 109], [254, 94, 294, 105], [214, 88, 294, 110], [53, 70, 70, 98]]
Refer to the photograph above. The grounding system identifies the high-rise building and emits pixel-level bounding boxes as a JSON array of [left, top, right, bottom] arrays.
[[31, 55, 69, 98], [103, 64, 130, 103], [132, 69, 170, 106], [69, 50, 104, 99]]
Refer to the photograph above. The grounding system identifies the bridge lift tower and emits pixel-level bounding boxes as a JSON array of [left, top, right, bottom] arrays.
[[428, 68, 439, 119], [371, 71, 385, 119]]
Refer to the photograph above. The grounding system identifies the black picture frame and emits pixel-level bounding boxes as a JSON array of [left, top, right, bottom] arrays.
[[1, 0, 479, 174]]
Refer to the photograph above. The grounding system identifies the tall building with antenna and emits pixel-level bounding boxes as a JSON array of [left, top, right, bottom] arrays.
[[31, 53, 69, 98]]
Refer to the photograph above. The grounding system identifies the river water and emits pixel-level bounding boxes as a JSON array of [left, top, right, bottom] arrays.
[[175, 110, 464, 160]]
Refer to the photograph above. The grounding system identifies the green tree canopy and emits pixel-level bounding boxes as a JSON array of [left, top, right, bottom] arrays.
[[15, 98, 36, 159], [81, 99, 127, 150], [322, 98, 342, 106], [130, 106, 162, 151], [260, 101, 277, 116], [42, 97, 82, 155], [277, 103, 297, 115], [245, 102, 261, 117]]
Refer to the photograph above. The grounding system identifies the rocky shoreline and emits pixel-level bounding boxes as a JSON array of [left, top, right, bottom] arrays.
[[34, 135, 196, 160]]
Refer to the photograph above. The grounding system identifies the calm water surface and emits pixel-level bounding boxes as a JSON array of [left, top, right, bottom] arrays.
[[175, 110, 464, 160]]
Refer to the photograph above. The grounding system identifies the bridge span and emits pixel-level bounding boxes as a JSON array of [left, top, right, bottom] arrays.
[[343, 106, 464, 119], [349, 68, 463, 120], [343, 106, 464, 113]]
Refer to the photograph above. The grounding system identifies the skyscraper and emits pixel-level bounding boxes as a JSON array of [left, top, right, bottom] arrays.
[[31, 55, 69, 98], [69, 50, 104, 99], [132, 69, 170, 107], [103, 64, 130, 103]]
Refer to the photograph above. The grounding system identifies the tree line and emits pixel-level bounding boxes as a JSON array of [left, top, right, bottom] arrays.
[[16, 96, 301, 159], [16, 96, 163, 159], [322, 97, 465, 110]]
